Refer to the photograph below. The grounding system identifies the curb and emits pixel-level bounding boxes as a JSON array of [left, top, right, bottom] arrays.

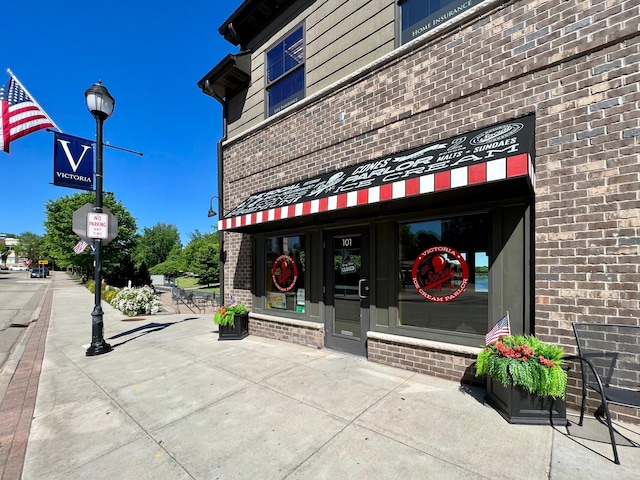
[[0, 276, 54, 480]]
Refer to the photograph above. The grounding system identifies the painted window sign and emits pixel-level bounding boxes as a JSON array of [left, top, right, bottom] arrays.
[[400, 0, 487, 45], [340, 254, 358, 274], [411, 246, 469, 302], [272, 254, 299, 292]]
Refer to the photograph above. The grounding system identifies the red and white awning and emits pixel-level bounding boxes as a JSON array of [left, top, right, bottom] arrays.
[[219, 114, 536, 231]]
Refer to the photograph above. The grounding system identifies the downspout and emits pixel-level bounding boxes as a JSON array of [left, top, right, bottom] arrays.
[[204, 80, 228, 305], [217, 134, 226, 305]]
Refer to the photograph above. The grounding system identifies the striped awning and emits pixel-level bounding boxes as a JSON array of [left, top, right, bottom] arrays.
[[219, 114, 535, 231]]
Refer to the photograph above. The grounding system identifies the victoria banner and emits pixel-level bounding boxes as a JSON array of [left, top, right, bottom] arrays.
[[53, 132, 94, 190]]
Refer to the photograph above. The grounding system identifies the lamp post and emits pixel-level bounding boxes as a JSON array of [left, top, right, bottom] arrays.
[[85, 80, 115, 357], [207, 195, 226, 304]]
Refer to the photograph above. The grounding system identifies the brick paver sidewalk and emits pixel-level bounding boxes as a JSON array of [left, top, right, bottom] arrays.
[[0, 288, 52, 480]]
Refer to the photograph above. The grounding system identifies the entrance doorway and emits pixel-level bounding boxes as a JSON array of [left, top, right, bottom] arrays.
[[324, 228, 369, 356]]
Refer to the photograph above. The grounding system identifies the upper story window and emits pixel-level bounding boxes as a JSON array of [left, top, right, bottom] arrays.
[[399, 0, 487, 45], [266, 25, 305, 116]]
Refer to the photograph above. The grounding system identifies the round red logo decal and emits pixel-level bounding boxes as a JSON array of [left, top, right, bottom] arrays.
[[411, 246, 469, 303], [272, 255, 298, 292]]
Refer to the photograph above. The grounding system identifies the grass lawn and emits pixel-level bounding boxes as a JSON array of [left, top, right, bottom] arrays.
[[175, 276, 219, 295]]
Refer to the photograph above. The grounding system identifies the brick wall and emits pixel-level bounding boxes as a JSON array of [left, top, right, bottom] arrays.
[[220, 0, 640, 421], [368, 338, 482, 386], [249, 316, 324, 349]]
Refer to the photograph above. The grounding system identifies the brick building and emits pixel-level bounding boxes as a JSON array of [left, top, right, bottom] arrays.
[[199, 0, 640, 419]]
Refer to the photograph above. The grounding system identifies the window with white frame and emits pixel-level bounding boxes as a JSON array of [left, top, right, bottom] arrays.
[[398, 0, 487, 45], [266, 25, 305, 116]]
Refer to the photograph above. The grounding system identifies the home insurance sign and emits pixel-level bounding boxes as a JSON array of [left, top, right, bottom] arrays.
[[53, 132, 94, 190]]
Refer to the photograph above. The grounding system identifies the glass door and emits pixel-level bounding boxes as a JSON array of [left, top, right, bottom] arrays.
[[324, 228, 369, 356]]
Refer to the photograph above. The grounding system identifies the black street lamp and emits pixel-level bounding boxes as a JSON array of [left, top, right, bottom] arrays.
[[84, 80, 115, 357]]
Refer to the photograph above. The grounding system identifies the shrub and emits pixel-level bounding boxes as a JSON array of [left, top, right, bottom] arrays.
[[102, 289, 119, 304], [110, 285, 162, 316]]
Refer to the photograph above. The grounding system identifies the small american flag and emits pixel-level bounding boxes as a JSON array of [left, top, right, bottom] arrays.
[[485, 313, 510, 345], [229, 295, 238, 307], [0, 75, 55, 153], [73, 239, 89, 254]]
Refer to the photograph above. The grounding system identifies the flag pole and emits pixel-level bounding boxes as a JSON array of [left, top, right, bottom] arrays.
[[6, 68, 63, 132]]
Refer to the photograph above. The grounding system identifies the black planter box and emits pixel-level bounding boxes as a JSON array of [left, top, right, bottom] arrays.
[[218, 312, 249, 341], [485, 377, 567, 426]]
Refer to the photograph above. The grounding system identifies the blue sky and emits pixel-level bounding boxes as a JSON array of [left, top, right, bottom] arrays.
[[1, 0, 240, 245]]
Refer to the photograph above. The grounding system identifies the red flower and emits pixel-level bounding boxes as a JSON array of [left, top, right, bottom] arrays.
[[539, 355, 555, 368]]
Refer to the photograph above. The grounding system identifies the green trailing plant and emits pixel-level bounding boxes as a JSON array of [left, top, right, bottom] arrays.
[[214, 303, 247, 327], [476, 335, 567, 398]]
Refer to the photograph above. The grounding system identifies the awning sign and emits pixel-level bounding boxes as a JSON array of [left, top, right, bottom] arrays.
[[53, 132, 94, 191], [220, 114, 535, 231]]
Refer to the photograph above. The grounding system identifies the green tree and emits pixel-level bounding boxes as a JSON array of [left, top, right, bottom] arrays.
[[15, 232, 44, 264], [42, 191, 137, 276], [183, 230, 219, 286], [134, 223, 181, 269], [149, 245, 186, 278], [0, 243, 9, 265]]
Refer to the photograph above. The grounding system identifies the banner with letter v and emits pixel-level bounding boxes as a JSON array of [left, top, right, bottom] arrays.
[[53, 132, 94, 190]]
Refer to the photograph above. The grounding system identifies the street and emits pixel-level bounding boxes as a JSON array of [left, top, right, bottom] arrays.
[[0, 270, 49, 372]]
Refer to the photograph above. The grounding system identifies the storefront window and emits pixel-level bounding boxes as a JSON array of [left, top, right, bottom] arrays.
[[265, 235, 306, 313], [398, 213, 488, 334]]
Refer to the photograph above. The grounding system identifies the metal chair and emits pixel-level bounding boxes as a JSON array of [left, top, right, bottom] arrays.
[[571, 323, 640, 464]]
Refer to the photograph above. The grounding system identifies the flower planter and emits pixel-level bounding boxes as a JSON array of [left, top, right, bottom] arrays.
[[485, 377, 567, 426], [218, 312, 249, 341]]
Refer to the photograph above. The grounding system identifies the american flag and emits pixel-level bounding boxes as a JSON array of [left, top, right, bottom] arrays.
[[485, 313, 510, 345], [0, 75, 54, 153], [73, 239, 89, 254], [229, 295, 238, 307]]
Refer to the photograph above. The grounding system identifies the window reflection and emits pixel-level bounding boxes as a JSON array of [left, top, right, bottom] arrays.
[[398, 214, 489, 335], [265, 235, 306, 312]]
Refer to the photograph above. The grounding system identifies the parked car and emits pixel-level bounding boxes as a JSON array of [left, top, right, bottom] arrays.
[[0, 265, 8, 270], [9, 265, 29, 271], [30, 267, 47, 278]]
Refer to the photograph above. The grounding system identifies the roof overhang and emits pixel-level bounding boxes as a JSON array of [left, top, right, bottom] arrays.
[[219, 114, 537, 232], [219, 0, 299, 48], [197, 52, 251, 101]]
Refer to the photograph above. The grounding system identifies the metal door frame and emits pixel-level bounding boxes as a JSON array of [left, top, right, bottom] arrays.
[[324, 227, 370, 356]]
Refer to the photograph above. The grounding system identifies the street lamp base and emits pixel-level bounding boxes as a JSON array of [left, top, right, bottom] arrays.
[[86, 341, 113, 356]]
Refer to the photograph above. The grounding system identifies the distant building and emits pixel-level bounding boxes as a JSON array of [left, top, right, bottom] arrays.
[[0, 236, 22, 266]]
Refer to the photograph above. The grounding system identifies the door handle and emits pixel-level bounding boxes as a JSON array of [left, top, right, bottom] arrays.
[[358, 279, 370, 298]]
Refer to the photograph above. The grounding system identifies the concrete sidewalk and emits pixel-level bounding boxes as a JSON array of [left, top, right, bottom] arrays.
[[3, 273, 640, 479]]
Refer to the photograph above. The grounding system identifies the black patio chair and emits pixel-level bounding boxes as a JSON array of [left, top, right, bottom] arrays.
[[571, 323, 640, 464]]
